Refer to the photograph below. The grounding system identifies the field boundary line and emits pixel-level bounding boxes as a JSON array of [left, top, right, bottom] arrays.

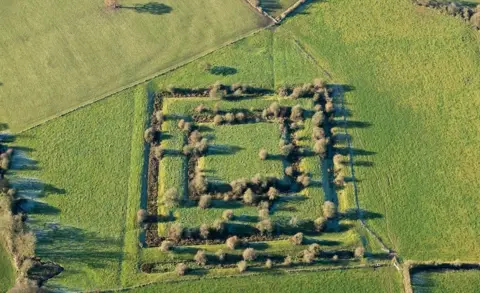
[[16, 23, 274, 135], [80, 263, 392, 293]]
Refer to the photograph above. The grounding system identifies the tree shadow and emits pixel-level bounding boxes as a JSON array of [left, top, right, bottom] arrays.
[[260, 0, 281, 14], [119, 2, 172, 15], [207, 144, 244, 155], [342, 208, 383, 221], [210, 66, 237, 76]]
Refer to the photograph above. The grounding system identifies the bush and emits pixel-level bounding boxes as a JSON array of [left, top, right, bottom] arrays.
[[281, 144, 295, 157], [237, 260, 247, 273], [194, 104, 207, 113], [235, 112, 246, 122], [297, 174, 311, 187], [258, 148, 268, 160], [242, 248, 257, 261], [265, 258, 273, 269], [314, 138, 328, 156], [163, 188, 179, 208], [136, 209, 148, 224], [314, 103, 322, 112], [284, 166, 294, 176], [471, 12, 480, 29], [243, 188, 257, 205], [325, 101, 334, 113], [213, 114, 223, 125], [258, 208, 269, 219], [290, 232, 304, 245], [212, 219, 225, 234], [194, 250, 207, 265], [323, 201, 337, 219], [283, 255, 292, 266], [160, 240, 174, 252], [303, 249, 315, 264], [314, 78, 327, 89], [182, 145, 194, 156], [224, 113, 235, 124], [226, 236, 240, 249], [333, 174, 345, 187], [177, 119, 185, 130], [308, 243, 322, 256], [222, 209, 234, 221], [199, 224, 210, 239], [14, 232, 36, 262], [354, 246, 365, 259], [312, 126, 325, 140], [216, 249, 226, 262], [290, 105, 303, 121], [196, 138, 209, 155], [267, 187, 278, 201], [198, 194, 212, 209], [312, 111, 324, 127], [190, 130, 202, 143], [153, 146, 164, 160], [277, 86, 288, 97], [230, 179, 248, 196], [183, 122, 193, 133], [144, 127, 155, 143], [256, 219, 273, 235], [168, 223, 183, 241], [314, 217, 327, 232], [290, 86, 304, 99], [269, 102, 281, 117], [104, 0, 118, 8], [175, 263, 187, 276]]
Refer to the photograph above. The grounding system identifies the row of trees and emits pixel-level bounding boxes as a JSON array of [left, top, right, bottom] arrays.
[[415, 1, 480, 29]]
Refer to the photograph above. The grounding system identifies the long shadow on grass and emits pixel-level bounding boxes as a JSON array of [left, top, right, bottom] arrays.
[[119, 2, 172, 15]]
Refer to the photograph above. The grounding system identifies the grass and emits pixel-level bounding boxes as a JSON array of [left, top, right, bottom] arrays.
[[281, 0, 480, 260], [0, 0, 268, 132], [412, 270, 480, 293], [12, 85, 149, 290], [0, 243, 15, 293], [126, 266, 402, 293]]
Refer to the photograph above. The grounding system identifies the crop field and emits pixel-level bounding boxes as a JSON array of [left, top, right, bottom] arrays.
[[3, 0, 480, 291], [0, 0, 268, 132], [412, 270, 480, 292]]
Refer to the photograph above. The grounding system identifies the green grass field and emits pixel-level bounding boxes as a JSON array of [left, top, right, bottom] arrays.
[[127, 266, 402, 293], [0, 0, 268, 132], [281, 0, 480, 260], [412, 270, 480, 293], [0, 243, 15, 293], [12, 85, 149, 290]]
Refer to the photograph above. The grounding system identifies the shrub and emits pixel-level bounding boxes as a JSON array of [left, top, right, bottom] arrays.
[[314, 217, 327, 232], [269, 102, 281, 117], [308, 243, 322, 256], [136, 209, 148, 224], [333, 174, 345, 187], [237, 260, 247, 273], [290, 86, 304, 99], [212, 219, 225, 234], [198, 194, 212, 209], [283, 255, 292, 266], [290, 232, 304, 245], [314, 103, 323, 112], [163, 188, 179, 208], [303, 249, 315, 264], [284, 166, 294, 176], [312, 126, 325, 140], [243, 188, 257, 205], [235, 112, 246, 122], [160, 240, 174, 252], [222, 209, 234, 221], [153, 146, 164, 160], [226, 236, 240, 249], [258, 148, 268, 160], [281, 144, 295, 157], [258, 208, 269, 219], [297, 174, 311, 187], [194, 250, 207, 265], [333, 154, 343, 166], [199, 224, 210, 239], [224, 113, 235, 124], [312, 111, 324, 127], [194, 104, 207, 113], [183, 122, 193, 133], [471, 12, 480, 29], [213, 102, 220, 114], [168, 223, 183, 241], [323, 201, 337, 219], [104, 0, 118, 8], [144, 127, 155, 143], [314, 138, 328, 156], [213, 115, 223, 125], [333, 255, 339, 261], [314, 78, 327, 89], [177, 119, 185, 130], [325, 101, 334, 113], [242, 248, 257, 261], [277, 86, 288, 97], [190, 130, 202, 143], [175, 263, 187, 276], [290, 105, 303, 121], [216, 249, 226, 262], [265, 258, 273, 269], [354, 246, 365, 259], [182, 145, 194, 156], [230, 179, 247, 196], [256, 219, 273, 235], [267, 187, 278, 201]]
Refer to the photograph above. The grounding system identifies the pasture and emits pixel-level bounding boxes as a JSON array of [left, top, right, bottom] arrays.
[[0, 0, 268, 132], [412, 270, 480, 293], [0, 244, 15, 293]]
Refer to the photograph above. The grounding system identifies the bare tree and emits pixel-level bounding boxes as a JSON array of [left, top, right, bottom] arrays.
[[163, 188, 179, 208], [199, 224, 210, 239], [290, 232, 304, 245], [104, 0, 118, 9], [237, 260, 247, 273], [323, 201, 336, 219], [198, 194, 212, 209], [258, 148, 268, 160], [226, 236, 240, 249], [242, 248, 257, 261], [194, 250, 207, 265], [175, 263, 187, 276], [222, 209, 234, 221], [136, 209, 148, 224], [265, 258, 273, 269], [354, 246, 365, 259], [160, 240, 174, 252], [314, 217, 326, 232]]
